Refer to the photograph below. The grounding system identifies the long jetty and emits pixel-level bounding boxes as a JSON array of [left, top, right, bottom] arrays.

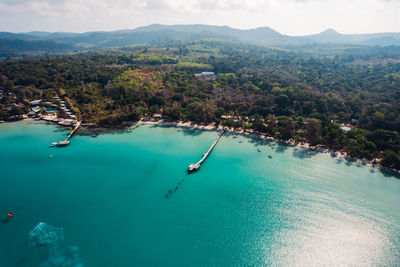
[[50, 121, 81, 147], [188, 130, 225, 173], [65, 121, 81, 141]]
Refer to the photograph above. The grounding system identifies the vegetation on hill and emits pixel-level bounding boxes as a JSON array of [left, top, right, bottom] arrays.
[[1, 24, 400, 57], [0, 41, 400, 169]]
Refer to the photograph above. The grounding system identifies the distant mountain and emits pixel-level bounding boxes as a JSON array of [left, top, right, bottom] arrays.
[[134, 24, 400, 46], [304, 28, 400, 45], [0, 24, 399, 57], [0, 39, 74, 57], [304, 29, 349, 43], [0, 32, 35, 39], [133, 24, 289, 44], [25, 31, 53, 38], [361, 36, 400, 46]]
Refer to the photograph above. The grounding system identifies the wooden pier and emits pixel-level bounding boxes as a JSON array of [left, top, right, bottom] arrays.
[[50, 121, 81, 147], [188, 130, 224, 173]]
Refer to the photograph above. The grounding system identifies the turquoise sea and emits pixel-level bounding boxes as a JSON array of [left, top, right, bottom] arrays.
[[1, 120, 400, 266]]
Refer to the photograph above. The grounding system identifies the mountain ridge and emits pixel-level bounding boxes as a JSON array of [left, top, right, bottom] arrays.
[[1, 24, 400, 57], [2, 24, 399, 45]]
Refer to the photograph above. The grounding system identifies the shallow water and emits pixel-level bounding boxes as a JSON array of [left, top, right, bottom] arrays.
[[0, 121, 399, 266]]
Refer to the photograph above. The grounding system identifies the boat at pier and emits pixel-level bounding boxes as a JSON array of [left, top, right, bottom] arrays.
[[188, 163, 200, 173], [53, 140, 70, 147], [50, 121, 81, 147]]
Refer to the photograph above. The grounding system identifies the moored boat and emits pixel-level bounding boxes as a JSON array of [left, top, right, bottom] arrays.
[[50, 142, 58, 147], [49, 121, 81, 147], [187, 163, 200, 173], [55, 140, 70, 147]]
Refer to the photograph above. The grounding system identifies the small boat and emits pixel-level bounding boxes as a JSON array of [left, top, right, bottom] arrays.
[[50, 142, 58, 147], [55, 140, 70, 147], [268, 155, 272, 159], [50, 121, 81, 148], [187, 163, 200, 173]]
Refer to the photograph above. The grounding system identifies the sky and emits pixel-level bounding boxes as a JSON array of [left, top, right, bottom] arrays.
[[0, 0, 399, 35]]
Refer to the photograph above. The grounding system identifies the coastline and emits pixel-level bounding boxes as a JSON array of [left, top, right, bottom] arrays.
[[3, 117, 400, 177], [2, 116, 400, 267], [138, 119, 400, 177]]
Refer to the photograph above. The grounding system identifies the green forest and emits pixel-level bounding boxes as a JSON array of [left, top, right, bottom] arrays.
[[1, 42, 400, 169]]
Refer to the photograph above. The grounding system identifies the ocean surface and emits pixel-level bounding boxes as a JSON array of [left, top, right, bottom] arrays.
[[0, 120, 400, 266]]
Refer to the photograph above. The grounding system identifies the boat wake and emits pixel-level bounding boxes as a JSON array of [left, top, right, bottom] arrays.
[[29, 222, 83, 267]]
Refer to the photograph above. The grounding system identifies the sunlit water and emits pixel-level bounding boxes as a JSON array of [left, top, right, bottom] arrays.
[[0, 121, 399, 266]]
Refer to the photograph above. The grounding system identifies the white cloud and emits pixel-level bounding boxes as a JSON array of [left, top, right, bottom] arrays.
[[0, 0, 399, 34]]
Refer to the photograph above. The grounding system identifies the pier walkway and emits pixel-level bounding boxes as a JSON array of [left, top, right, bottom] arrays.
[[50, 121, 81, 147], [188, 130, 225, 173], [65, 121, 81, 141]]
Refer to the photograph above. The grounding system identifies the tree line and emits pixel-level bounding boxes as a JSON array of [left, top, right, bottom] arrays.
[[0, 42, 399, 169]]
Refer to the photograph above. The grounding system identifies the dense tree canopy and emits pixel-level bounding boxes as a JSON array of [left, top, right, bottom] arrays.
[[1, 41, 400, 169]]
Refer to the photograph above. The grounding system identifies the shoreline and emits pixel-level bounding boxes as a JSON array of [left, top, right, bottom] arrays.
[[3, 117, 400, 177], [138, 120, 400, 177]]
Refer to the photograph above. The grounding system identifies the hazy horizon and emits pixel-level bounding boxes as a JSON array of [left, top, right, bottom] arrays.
[[5, 24, 400, 36], [0, 0, 399, 35]]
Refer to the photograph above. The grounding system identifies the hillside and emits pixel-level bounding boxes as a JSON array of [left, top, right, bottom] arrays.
[[1, 24, 400, 57], [1, 42, 400, 168]]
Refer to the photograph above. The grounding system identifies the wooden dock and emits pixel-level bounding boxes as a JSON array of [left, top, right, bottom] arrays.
[[50, 121, 81, 147], [65, 121, 81, 141], [188, 130, 224, 173]]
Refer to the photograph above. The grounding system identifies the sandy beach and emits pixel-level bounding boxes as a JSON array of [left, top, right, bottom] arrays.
[[138, 119, 399, 175], [6, 117, 398, 175]]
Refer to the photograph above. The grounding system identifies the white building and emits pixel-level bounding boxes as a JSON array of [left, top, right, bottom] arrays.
[[30, 99, 42, 105], [340, 125, 351, 132], [201, 72, 214, 76]]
